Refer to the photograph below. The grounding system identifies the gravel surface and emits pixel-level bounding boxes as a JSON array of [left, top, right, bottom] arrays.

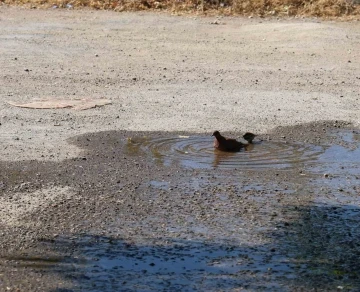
[[0, 6, 360, 291], [1, 7, 360, 161]]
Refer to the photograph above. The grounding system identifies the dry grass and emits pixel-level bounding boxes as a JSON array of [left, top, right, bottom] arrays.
[[2, 0, 360, 18]]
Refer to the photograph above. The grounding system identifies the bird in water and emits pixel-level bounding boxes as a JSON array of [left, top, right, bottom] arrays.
[[212, 130, 245, 152], [242, 132, 256, 144], [212, 131, 257, 152]]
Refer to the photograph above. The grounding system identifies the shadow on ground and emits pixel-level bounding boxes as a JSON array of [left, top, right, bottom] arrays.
[[0, 125, 360, 291], [15, 202, 360, 291]]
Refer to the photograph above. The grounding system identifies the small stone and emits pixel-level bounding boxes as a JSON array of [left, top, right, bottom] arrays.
[[324, 173, 329, 178]]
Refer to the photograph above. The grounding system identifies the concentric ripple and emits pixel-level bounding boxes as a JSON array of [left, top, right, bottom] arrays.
[[126, 135, 325, 170]]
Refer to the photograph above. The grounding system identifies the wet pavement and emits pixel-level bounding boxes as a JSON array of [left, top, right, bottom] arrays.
[[0, 123, 360, 291]]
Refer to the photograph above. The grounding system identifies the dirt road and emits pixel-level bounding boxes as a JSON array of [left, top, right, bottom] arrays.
[[1, 6, 360, 291], [1, 7, 360, 161]]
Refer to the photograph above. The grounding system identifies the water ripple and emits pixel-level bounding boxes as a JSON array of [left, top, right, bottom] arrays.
[[126, 135, 324, 170]]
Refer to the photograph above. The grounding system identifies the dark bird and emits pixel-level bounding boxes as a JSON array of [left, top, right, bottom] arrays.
[[212, 131, 245, 152], [243, 132, 256, 144]]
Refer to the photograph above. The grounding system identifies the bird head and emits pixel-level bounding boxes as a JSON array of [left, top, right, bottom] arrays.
[[212, 131, 220, 137]]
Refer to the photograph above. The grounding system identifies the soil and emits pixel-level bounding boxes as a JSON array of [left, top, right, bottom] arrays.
[[0, 6, 360, 291]]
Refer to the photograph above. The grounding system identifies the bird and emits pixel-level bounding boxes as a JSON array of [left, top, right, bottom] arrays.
[[243, 132, 256, 144], [212, 131, 246, 152]]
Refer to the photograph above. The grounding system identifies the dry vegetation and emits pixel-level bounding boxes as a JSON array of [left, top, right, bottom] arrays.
[[1, 0, 360, 18]]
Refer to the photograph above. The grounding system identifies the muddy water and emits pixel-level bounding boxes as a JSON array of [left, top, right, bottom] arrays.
[[126, 135, 324, 170], [2, 128, 360, 291]]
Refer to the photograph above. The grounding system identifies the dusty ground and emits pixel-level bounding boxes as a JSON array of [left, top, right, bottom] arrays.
[[1, 6, 360, 161], [0, 6, 360, 291]]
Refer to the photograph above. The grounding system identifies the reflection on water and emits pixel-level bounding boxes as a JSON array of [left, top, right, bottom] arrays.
[[59, 236, 298, 291], [309, 130, 360, 197], [126, 135, 324, 170], [312, 144, 360, 176]]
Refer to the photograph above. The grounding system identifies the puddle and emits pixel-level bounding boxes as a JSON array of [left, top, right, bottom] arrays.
[[331, 130, 360, 145], [125, 131, 360, 187], [308, 131, 360, 173], [311, 145, 360, 176], [308, 130, 360, 196], [60, 236, 299, 291], [126, 135, 324, 170]]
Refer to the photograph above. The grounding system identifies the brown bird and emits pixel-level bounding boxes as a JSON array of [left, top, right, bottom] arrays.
[[243, 132, 256, 144], [212, 131, 245, 152]]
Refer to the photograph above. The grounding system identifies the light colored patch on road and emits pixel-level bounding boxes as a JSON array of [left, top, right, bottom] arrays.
[[8, 98, 112, 110], [0, 186, 73, 227]]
